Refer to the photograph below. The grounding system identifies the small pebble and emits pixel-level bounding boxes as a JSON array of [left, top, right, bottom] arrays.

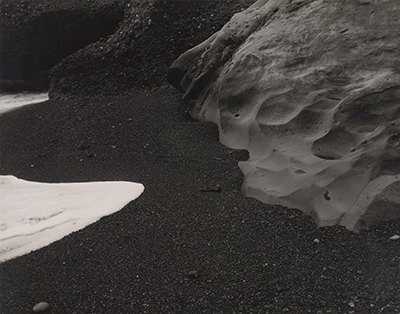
[[33, 302, 50, 312], [276, 285, 284, 292], [390, 235, 400, 240], [313, 238, 320, 243], [389, 260, 398, 267], [188, 270, 199, 278]]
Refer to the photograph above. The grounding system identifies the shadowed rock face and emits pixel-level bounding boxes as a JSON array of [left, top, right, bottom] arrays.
[[168, 0, 400, 230], [1, 0, 254, 96], [48, 0, 255, 99], [0, 0, 127, 92]]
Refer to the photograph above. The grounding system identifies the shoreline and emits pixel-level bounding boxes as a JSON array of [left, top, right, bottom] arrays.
[[0, 86, 399, 313]]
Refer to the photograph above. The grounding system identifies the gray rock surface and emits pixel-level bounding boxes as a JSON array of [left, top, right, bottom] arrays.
[[169, 0, 400, 230]]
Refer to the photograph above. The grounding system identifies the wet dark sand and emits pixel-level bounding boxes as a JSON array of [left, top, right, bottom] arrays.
[[0, 86, 399, 313]]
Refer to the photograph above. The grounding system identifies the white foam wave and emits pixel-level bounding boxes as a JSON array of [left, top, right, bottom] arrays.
[[0, 175, 144, 262], [0, 92, 49, 114]]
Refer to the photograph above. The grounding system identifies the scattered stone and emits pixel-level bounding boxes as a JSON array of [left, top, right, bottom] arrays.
[[199, 185, 222, 192], [33, 302, 50, 312], [390, 235, 400, 240], [389, 260, 398, 267], [313, 239, 320, 243], [188, 270, 199, 278], [276, 285, 287, 292]]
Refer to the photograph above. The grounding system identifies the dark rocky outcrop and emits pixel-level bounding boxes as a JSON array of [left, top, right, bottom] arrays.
[[48, 0, 255, 99], [0, 0, 254, 96], [0, 0, 127, 92]]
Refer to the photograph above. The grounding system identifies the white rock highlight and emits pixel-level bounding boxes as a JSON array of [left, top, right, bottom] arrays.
[[168, 0, 400, 230], [0, 175, 144, 262]]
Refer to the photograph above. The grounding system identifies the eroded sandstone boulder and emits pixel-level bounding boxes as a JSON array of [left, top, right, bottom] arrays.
[[168, 0, 400, 230]]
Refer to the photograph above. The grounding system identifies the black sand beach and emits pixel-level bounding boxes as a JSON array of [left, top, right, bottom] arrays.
[[1, 0, 400, 313], [1, 86, 400, 313]]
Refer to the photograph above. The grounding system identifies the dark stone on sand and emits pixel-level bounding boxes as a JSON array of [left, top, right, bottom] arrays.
[[188, 270, 199, 278]]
